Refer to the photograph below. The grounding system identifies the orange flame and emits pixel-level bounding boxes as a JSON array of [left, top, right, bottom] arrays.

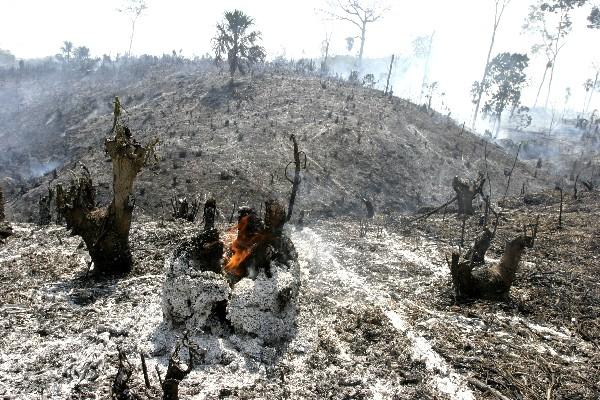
[[224, 216, 269, 277]]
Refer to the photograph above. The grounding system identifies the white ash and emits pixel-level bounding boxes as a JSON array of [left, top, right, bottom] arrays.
[[227, 259, 301, 344], [162, 251, 230, 333]]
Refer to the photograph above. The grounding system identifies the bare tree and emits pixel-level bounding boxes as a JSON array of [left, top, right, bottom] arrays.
[[472, 0, 512, 129], [321, 0, 388, 71], [413, 32, 435, 105], [523, 0, 587, 109], [118, 0, 148, 57]]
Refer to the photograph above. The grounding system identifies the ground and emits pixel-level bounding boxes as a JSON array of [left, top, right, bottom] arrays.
[[1, 188, 598, 399]]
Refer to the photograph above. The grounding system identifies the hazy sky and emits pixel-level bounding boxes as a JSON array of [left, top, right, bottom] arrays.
[[1, 0, 598, 124]]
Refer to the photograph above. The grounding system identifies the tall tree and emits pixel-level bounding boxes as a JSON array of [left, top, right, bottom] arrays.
[[523, 0, 588, 109], [212, 10, 266, 78], [413, 32, 435, 105], [472, 0, 512, 129], [60, 41, 73, 63], [118, 0, 148, 57], [478, 52, 530, 138], [322, 0, 388, 72]]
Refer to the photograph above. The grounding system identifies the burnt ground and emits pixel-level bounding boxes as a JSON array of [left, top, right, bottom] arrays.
[[2, 65, 548, 223], [1, 188, 599, 399]]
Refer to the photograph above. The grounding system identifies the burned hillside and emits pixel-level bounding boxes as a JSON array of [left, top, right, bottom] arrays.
[[1, 64, 545, 223]]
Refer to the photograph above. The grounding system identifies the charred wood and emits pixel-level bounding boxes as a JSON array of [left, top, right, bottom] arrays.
[[55, 97, 158, 276]]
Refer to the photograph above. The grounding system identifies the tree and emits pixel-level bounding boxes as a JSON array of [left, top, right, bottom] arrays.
[[588, 5, 600, 28], [212, 10, 266, 78], [73, 46, 90, 62], [583, 70, 599, 117], [118, 0, 148, 57], [321, 32, 332, 74], [413, 32, 435, 105], [0, 49, 15, 68], [56, 98, 158, 276], [477, 52, 529, 138], [60, 41, 73, 63], [321, 0, 388, 72], [471, 0, 512, 129], [523, 0, 588, 109]]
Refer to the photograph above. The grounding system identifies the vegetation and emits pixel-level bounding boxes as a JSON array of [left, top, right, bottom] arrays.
[[476, 52, 529, 137], [322, 0, 388, 72], [212, 10, 265, 78]]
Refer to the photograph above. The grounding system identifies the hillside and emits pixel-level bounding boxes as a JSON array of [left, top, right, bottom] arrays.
[[0, 64, 547, 222]]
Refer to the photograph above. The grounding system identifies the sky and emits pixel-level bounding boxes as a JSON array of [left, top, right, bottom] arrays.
[[1, 0, 599, 125]]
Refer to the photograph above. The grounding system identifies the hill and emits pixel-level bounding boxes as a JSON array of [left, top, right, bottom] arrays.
[[1, 63, 547, 222]]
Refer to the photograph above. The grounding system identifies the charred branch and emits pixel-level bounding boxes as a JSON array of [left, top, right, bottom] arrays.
[[171, 196, 199, 222], [159, 334, 203, 400], [111, 349, 135, 400], [285, 134, 306, 222]]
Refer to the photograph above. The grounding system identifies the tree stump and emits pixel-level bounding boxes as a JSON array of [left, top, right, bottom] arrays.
[[56, 97, 157, 276], [452, 175, 484, 216]]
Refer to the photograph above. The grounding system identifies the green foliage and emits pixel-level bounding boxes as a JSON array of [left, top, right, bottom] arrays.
[[60, 41, 73, 63], [589, 6, 600, 28], [479, 53, 529, 124], [0, 49, 15, 67], [212, 10, 266, 77]]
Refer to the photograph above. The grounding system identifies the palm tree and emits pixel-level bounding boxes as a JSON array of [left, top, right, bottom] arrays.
[[61, 41, 73, 63], [212, 10, 266, 78]]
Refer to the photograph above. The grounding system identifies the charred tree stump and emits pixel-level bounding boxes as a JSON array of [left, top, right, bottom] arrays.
[[112, 349, 134, 400], [285, 134, 307, 222], [361, 197, 375, 219], [464, 228, 493, 264], [171, 196, 199, 222], [56, 97, 158, 276], [450, 223, 537, 300], [0, 187, 13, 242], [38, 188, 53, 226], [158, 337, 202, 400], [0, 187, 5, 222], [202, 198, 217, 231], [452, 175, 484, 216]]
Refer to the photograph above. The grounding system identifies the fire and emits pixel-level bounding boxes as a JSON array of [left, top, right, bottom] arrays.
[[224, 215, 269, 277]]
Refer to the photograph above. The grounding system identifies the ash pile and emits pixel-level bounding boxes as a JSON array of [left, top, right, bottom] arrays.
[[162, 198, 300, 347]]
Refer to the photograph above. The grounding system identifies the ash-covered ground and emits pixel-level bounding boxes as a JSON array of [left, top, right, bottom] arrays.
[[1, 189, 598, 399]]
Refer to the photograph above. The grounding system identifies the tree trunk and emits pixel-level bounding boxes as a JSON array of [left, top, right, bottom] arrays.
[[453, 176, 479, 216], [56, 97, 156, 276], [357, 20, 366, 72], [285, 134, 305, 221], [472, 2, 505, 129], [533, 63, 550, 109], [418, 31, 435, 105], [385, 54, 394, 94], [128, 20, 136, 57]]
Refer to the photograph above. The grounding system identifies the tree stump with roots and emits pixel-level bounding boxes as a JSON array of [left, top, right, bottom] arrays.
[[56, 97, 158, 276]]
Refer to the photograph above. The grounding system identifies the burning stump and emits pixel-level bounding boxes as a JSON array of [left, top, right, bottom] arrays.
[[163, 204, 230, 333], [162, 199, 301, 343]]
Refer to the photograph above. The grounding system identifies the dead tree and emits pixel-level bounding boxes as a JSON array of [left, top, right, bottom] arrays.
[[56, 97, 158, 276], [285, 134, 306, 221], [170, 196, 199, 222], [556, 185, 564, 228], [450, 221, 537, 300], [452, 174, 485, 216], [0, 187, 12, 242], [202, 198, 217, 231], [0, 186, 5, 222], [503, 142, 522, 198], [38, 188, 53, 225], [361, 197, 374, 218], [384, 54, 395, 94]]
